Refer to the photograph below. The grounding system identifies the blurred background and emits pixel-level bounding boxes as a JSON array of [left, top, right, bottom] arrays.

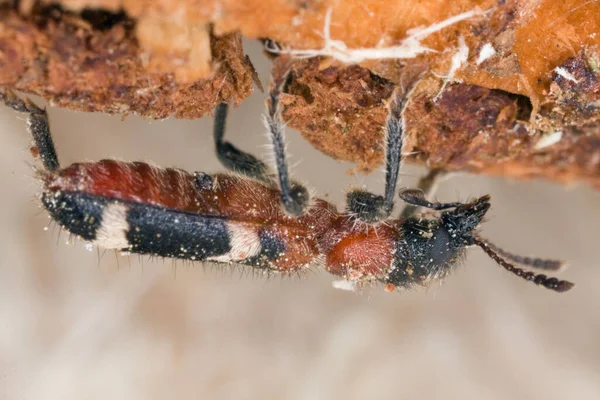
[[0, 41, 599, 400]]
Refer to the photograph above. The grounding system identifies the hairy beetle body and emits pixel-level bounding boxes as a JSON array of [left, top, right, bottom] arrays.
[[2, 85, 574, 293]]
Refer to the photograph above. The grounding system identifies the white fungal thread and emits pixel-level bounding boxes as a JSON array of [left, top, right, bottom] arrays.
[[476, 43, 496, 64], [535, 131, 563, 150], [265, 7, 484, 64], [554, 67, 579, 83], [434, 35, 469, 102]]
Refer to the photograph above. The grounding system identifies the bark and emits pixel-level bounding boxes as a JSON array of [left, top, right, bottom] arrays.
[[0, 0, 598, 188]]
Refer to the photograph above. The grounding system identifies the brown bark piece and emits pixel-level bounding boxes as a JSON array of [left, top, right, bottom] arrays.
[[406, 75, 600, 187], [278, 58, 395, 173], [278, 51, 600, 188], [0, 0, 599, 188], [0, 5, 255, 118], [24, 0, 598, 107]]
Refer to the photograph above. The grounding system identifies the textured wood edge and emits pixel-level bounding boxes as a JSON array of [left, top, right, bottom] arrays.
[[0, 0, 598, 188]]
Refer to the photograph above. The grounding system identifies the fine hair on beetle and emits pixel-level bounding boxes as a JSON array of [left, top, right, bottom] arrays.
[[0, 69, 574, 294]]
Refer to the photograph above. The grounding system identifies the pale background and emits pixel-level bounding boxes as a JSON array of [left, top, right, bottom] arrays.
[[0, 41, 598, 400]]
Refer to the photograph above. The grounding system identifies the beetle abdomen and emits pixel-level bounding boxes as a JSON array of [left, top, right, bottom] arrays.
[[40, 160, 328, 271], [42, 191, 234, 260]]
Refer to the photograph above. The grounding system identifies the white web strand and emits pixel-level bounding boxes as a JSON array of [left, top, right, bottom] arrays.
[[266, 7, 485, 64], [433, 35, 469, 102]]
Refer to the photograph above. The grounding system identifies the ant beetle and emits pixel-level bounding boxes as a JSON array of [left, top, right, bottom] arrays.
[[0, 71, 573, 293]]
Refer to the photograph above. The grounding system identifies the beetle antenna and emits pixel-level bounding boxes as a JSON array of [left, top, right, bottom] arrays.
[[472, 236, 574, 293], [475, 239, 566, 271]]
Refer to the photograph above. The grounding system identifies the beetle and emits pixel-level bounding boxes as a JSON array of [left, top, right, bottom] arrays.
[[0, 71, 573, 293]]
